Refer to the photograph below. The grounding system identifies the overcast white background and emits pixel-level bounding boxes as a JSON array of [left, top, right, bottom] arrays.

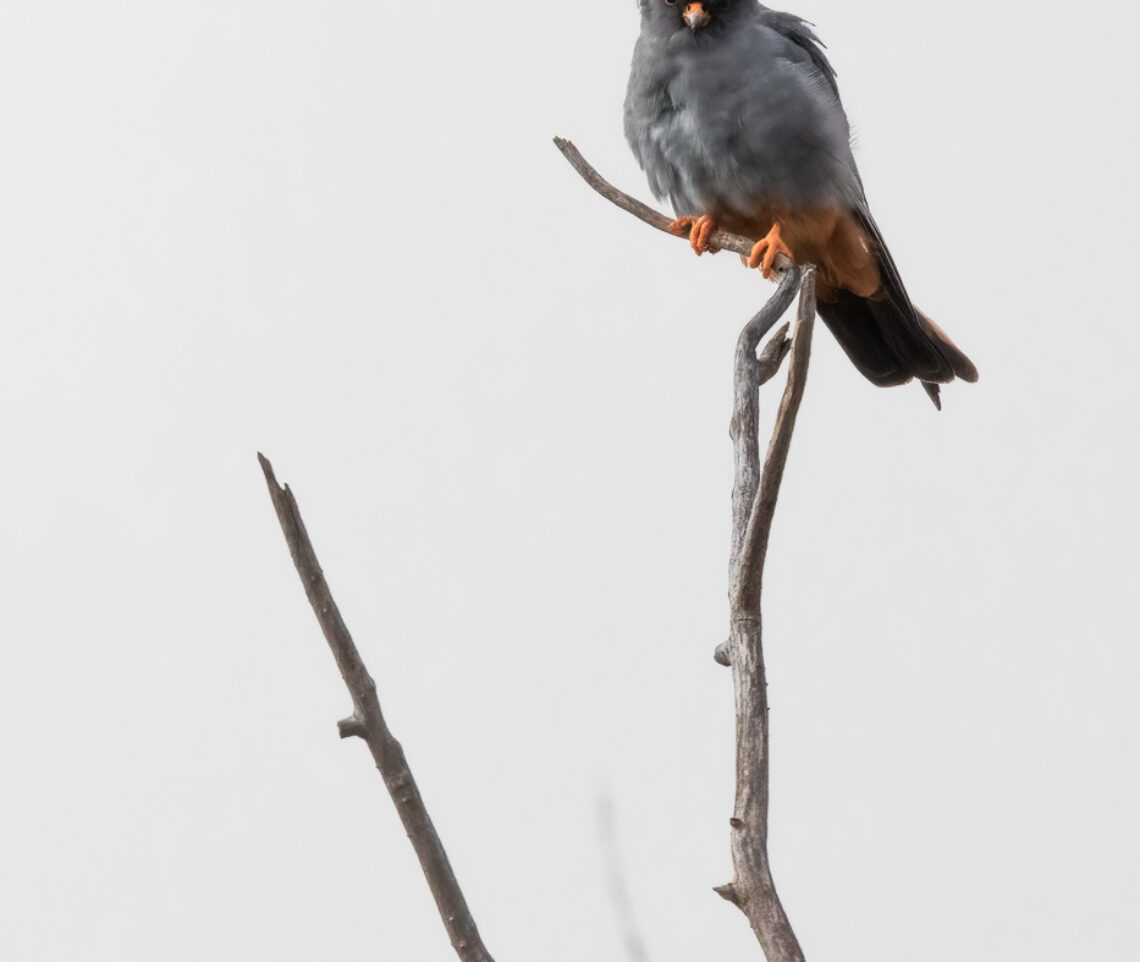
[[2, 1, 1137, 959]]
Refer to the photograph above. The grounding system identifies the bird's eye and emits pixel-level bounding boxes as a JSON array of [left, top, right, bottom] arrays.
[[664, 0, 676, 5]]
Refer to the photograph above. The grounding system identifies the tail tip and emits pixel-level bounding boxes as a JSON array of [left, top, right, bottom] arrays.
[[921, 381, 943, 410]]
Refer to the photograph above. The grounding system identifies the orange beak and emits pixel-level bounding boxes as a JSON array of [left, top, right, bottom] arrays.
[[683, 2, 711, 30]]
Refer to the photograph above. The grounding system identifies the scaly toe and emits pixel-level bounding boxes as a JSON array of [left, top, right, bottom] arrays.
[[667, 216, 695, 237], [747, 240, 769, 271], [692, 215, 716, 254], [668, 214, 721, 257], [747, 227, 793, 278]]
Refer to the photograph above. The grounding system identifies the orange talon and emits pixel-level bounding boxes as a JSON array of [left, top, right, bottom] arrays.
[[747, 221, 794, 279], [667, 214, 718, 256]]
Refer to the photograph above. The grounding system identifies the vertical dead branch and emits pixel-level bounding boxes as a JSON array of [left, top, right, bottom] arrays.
[[258, 454, 495, 962], [553, 139, 818, 960], [720, 269, 816, 962]]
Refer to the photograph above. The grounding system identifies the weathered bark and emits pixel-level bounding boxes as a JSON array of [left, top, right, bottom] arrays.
[[555, 137, 817, 961], [259, 454, 495, 962], [721, 270, 816, 962]]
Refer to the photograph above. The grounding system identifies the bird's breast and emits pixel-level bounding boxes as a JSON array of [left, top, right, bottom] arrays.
[[625, 27, 857, 219]]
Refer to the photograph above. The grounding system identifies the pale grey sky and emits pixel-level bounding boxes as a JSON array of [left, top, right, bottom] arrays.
[[1, 2, 1137, 960]]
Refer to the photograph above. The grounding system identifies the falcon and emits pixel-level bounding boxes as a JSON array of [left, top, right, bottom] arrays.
[[624, 0, 977, 407]]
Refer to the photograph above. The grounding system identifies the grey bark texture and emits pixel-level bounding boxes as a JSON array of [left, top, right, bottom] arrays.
[[721, 269, 816, 962], [258, 454, 495, 962], [555, 139, 816, 962]]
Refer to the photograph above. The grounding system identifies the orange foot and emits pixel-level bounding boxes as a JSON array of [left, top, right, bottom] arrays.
[[668, 214, 718, 256], [746, 222, 794, 279]]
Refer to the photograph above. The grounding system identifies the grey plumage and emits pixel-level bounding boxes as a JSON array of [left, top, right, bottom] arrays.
[[626, 3, 853, 216], [624, 0, 977, 400]]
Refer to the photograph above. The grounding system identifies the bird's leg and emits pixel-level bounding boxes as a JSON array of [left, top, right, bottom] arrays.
[[668, 214, 719, 256], [746, 221, 794, 279]]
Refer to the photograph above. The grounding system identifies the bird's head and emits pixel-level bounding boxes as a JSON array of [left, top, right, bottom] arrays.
[[637, 0, 747, 38]]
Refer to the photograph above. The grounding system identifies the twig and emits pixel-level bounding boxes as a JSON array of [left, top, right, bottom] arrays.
[[728, 272, 803, 591], [553, 137, 791, 271], [258, 454, 495, 962]]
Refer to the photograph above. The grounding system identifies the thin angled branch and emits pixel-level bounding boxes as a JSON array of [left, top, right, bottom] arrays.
[[553, 137, 791, 271], [756, 322, 794, 387], [258, 454, 495, 962]]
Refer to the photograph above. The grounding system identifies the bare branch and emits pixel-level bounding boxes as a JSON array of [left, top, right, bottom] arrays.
[[555, 135, 817, 960], [733, 268, 817, 612], [553, 137, 791, 272], [721, 275, 817, 962], [258, 454, 495, 962]]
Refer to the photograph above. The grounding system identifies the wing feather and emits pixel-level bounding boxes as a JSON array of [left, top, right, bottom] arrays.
[[757, 8, 839, 99]]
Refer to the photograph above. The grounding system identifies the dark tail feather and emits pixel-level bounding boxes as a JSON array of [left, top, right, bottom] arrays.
[[816, 208, 978, 405], [815, 288, 978, 389], [918, 310, 979, 383], [922, 381, 943, 410]]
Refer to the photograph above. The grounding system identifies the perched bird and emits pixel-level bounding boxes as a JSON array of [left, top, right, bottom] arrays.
[[624, 0, 977, 407]]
